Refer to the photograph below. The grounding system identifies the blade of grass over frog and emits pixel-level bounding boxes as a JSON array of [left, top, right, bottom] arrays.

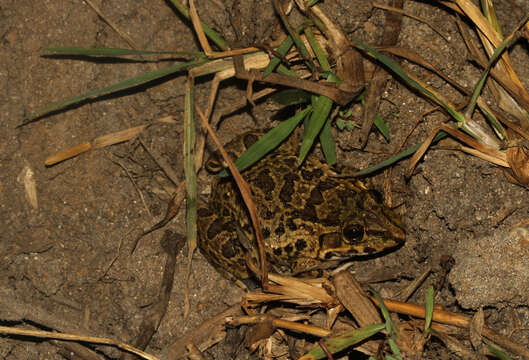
[[272, 0, 314, 71], [270, 89, 311, 106], [46, 46, 204, 58], [23, 58, 206, 124], [183, 76, 197, 319], [299, 95, 333, 165], [300, 324, 385, 360], [166, 0, 227, 51], [424, 285, 434, 336], [373, 113, 390, 141], [197, 107, 269, 288], [319, 118, 336, 165], [219, 106, 312, 177]]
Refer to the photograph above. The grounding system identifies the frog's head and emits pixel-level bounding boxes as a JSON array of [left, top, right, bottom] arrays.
[[318, 189, 405, 260]]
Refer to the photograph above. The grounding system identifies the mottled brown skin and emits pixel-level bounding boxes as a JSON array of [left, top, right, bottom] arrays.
[[198, 131, 405, 280]]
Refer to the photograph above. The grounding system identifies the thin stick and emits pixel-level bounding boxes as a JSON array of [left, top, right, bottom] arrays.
[[0, 325, 159, 360]]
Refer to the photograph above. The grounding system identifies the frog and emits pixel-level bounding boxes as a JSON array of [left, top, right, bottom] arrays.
[[197, 130, 405, 281]]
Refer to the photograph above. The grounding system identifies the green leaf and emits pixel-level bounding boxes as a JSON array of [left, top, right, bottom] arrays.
[[424, 286, 434, 336], [23, 58, 206, 124], [351, 132, 448, 177], [305, 324, 385, 359], [319, 118, 336, 165], [219, 106, 312, 177], [485, 341, 512, 360], [270, 89, 312, 106], [374, 113, 390, 141], [298, 95, 333, 164]]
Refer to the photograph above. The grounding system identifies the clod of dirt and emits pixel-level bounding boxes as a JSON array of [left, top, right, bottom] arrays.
[[449, 225, 529, 309]]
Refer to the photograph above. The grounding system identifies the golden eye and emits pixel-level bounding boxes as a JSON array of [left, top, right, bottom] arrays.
[[342, 224, 364, 243]]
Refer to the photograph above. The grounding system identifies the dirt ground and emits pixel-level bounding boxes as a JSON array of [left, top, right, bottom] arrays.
[[2, 0, 529, 359]]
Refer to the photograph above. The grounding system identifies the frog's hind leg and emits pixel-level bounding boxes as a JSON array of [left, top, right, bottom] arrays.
[[197, 208, 252, 281]]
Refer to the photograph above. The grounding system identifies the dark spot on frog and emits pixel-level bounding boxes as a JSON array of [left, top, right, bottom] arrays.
[[282, 156, 296, 168], [262, 209, 274, 220], [262, 227, 270, 238], [286, 217, 297, 231], [207, 218, 226, 239], [317, 179, 339, 191], [295, 239, 307, 251], [254, 169, 275, 200], [274, 223, 285, 236], [243, 133, 259, 148], [198, 207, 212, 217], [273, 247, 282, 256], [301, 169, 313, 181], [221, 239, 238, 259], [284, 244, 294, 253], [299, 204, 317, 222], [227, 151, 238, 161], [279, 173, 300, 202], [309, 188, 323, 205]]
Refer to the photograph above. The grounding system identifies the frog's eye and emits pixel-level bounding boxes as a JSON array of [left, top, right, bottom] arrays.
[[342, 224, 364, 243]]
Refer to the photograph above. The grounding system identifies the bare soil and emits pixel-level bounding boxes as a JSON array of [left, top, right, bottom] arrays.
[[1, 0, 529, 359]]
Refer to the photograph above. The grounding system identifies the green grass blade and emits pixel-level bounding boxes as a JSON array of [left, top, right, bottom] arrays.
[[485, 341, 512, 360], [319, 118, 336, 165], [374, 113, 390, 141], [219, 106, 312, 177], [304, 27, 330, 71], [304, 324, 385, 359], [23, 58, 206, 124], [270, 89, 311, 106], [351, 37, 466, 125], [388, 338, 403, 360], [184, 77, 197, 251], [370, 289, 398, 336], [45, 46, 203, 58], [263, 35, 294, 77], [167, 0, 228, 51], [424, 285, 434, 337], [273, 2, 313, 71], [299, 95, 333, 164], [351, 132, 448, 177]]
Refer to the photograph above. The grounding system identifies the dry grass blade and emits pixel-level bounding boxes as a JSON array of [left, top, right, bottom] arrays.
[[188, 0, 258, 58], [45, 125, 147, 166], [227, 316, 331, 338], [373, 2, 449, 42], [0, 325, 159, 360], [506, 146, 529, 187], [407, 123, 508, 178], [196, 106, 269, 287], [370, 297, 529, 358]]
